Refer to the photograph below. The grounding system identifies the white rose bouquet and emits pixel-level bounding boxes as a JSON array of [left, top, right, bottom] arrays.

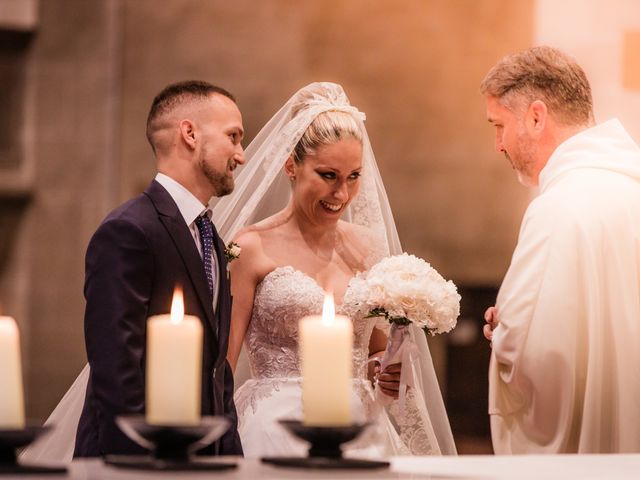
[[365, 253, 460, 405], [366, 253, 460, 334]]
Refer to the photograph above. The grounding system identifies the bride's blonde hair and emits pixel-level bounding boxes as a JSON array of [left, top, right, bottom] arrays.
[[291, 90, 363, 164]]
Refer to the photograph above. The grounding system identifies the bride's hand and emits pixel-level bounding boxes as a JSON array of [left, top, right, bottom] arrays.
[[375, 362, 402, 399]]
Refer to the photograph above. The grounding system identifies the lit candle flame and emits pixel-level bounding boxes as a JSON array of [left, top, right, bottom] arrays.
[[170, 287, 184, 325], [321, 291, 335, 326]]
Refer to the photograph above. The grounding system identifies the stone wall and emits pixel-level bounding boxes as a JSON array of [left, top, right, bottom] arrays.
[[0, 0, 534, 422], [120, 0, 533, 285], [0, 0, 123, 419]]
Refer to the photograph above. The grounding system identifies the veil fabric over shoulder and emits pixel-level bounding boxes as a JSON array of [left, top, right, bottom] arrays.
[[20, 83, 455, 464]]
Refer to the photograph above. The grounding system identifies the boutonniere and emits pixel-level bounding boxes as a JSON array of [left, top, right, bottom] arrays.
[[224, 242, 241, 262]]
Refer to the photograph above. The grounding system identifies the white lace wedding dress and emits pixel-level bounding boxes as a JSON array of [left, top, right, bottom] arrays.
[[234, 266, 439, 457]]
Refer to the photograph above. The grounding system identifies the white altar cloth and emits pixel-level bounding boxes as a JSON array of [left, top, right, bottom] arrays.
[[393, 454, 640, 479], [7, 455, 640, 479]]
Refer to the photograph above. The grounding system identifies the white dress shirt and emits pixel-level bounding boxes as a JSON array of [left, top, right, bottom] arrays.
[[155, 173, 219, 311]]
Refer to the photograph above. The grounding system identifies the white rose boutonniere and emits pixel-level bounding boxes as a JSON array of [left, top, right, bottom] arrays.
[[224, 242, 241, 262]]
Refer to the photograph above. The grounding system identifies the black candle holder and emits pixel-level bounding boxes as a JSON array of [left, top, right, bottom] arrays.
[[261, 419, 390, 469], [0, 426, 67, 475], [104, 415, 237, 471]]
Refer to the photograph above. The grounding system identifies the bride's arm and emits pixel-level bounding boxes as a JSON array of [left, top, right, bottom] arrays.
[[227, 230, 263, 373]]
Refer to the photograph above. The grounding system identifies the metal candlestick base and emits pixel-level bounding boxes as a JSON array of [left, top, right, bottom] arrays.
[[104, 415, 237, 471], [0, 426, 67, 475], [261, 420, 390, 469]]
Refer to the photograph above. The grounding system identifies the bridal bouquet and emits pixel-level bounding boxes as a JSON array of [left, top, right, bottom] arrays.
[[365, 253, 460, 405], [366, 253, 460, 335]]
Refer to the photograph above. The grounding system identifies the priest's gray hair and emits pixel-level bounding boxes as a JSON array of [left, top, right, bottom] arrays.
[[480, 46, 594, 126]]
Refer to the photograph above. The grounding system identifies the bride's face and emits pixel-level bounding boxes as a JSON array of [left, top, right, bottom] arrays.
[[289, 138, 363, 225]]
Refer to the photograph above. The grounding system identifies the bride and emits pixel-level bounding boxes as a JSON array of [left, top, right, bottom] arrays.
[[214, 82, 456, 456], [21, 82, 456, 463]]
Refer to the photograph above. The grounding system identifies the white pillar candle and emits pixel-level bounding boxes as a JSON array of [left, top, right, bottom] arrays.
[[146, 288, 203, 425], [0, 316, 25, 429], [300, 293, 353, 426]]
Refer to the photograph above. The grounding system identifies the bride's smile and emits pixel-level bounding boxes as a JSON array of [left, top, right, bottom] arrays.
[[319, 200, 343, 212]]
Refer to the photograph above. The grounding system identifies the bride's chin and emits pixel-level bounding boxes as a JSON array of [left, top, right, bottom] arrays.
[[312, 212, 341, 227], [318, 210, 342, 222]]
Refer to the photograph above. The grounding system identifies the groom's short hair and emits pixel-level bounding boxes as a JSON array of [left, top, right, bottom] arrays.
[[146, 80, 236, 150]]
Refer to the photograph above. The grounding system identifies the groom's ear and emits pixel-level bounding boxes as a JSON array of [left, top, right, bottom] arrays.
[[179, 119, 197, 150]]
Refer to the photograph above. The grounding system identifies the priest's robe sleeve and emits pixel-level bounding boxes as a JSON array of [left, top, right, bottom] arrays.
[[489, 188, 590, 453]]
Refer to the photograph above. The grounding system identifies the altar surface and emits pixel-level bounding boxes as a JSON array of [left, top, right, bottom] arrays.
[[5, 454, 640, 479]]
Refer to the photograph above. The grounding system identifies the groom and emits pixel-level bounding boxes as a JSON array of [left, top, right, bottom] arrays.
[[74, 81, 245, 457]]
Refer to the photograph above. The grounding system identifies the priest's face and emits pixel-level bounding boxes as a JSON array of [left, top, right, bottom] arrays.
[[486, 95, 540, 187], [287, 139, 363, 226]]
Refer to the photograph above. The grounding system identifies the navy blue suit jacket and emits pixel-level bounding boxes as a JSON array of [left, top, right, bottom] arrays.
[[74, 180, 242, 457]]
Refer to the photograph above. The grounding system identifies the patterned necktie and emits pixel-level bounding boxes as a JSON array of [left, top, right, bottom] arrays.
[[194, 213, 215, 297]]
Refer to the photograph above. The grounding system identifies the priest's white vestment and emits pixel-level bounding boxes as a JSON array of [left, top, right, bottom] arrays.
[[490, 119, 640, 453]]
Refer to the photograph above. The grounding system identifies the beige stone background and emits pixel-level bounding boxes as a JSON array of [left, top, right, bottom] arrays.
[[1, 0, 638, 452]]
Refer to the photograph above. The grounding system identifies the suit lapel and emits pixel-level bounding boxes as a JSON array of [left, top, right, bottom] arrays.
[[144, 181, 216, 333]]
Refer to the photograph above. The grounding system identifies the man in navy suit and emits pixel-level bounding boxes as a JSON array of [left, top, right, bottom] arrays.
[[74, 81, 245, 457]]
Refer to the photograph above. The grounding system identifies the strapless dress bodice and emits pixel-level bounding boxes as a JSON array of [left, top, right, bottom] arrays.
[[244, 266, 376, 380]]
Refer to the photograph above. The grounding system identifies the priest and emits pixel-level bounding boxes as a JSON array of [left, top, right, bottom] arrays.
[[481, 46, 640, 453]]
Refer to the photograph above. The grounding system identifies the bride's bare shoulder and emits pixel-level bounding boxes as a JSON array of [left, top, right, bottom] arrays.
[[234, 211, 289, 245]]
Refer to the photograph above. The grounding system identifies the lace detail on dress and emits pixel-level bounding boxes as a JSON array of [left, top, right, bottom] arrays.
[[235, 266, 438, 456], [245, 266, 372, 380], [234, 377, 301, 429], [388, 387, 438, 455]]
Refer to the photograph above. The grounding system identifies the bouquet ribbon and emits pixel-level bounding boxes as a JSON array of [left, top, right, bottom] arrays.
[[375, 323, 418, 413]]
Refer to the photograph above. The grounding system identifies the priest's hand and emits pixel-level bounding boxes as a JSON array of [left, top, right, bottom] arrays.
[[483, 306, 499, 342], [375, 362, 402, 399]]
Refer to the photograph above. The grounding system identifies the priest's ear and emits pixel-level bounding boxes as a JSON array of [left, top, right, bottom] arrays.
[[526, 100, 548, 135]]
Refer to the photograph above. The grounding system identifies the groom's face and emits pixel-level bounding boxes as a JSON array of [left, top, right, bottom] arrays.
[[197, 94, 245, 197]]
